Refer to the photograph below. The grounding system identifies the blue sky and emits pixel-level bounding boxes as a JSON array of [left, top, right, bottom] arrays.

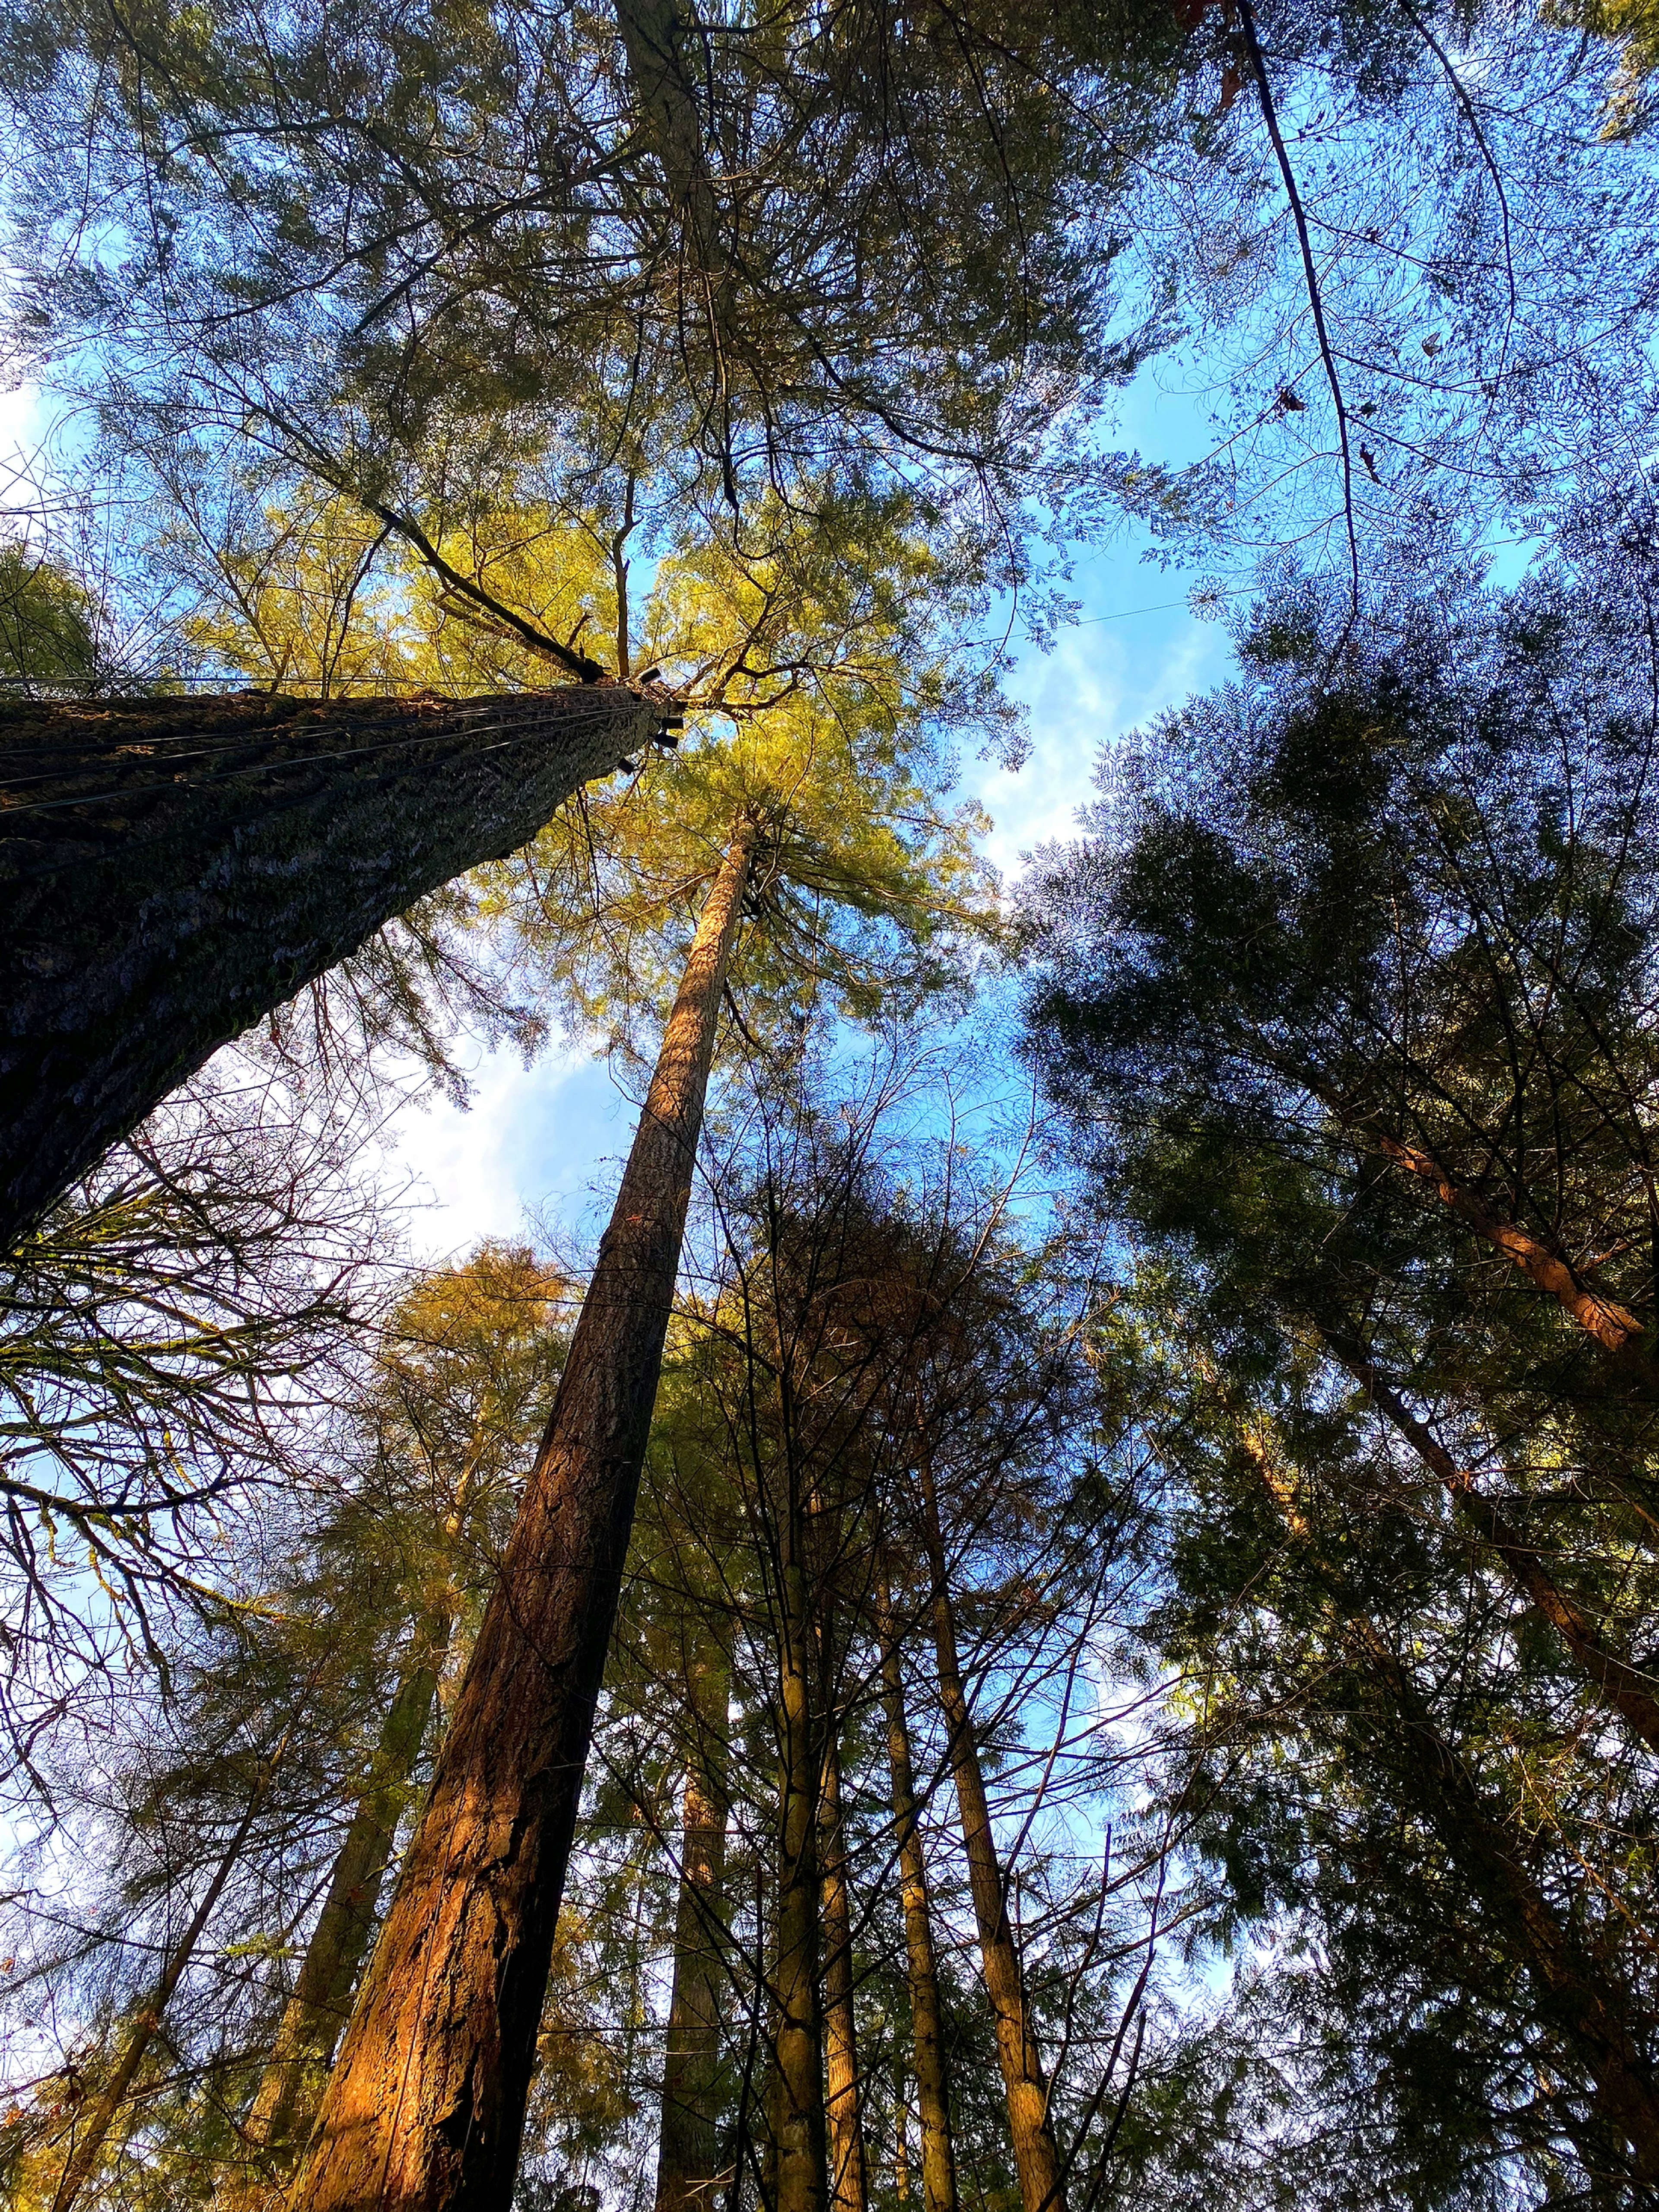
[[383, 515, 1237, 1265]]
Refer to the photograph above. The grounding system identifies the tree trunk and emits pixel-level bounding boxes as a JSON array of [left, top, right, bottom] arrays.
[[770, 1471, 830, 2212], [0, 684, 665, 1249], [877, 1580, 957, 2212], [655, 1637, 732, 2212], [250, 1616, 448, 2163], [1240, 1415, 1659, 2177], [54, 1757, 278, 2212], [819, 1728, 868, 2212], [288, 820, 757, 2212], [1303, 1075, 1659, 1395], [917, 1466, 1065, 2212], [1317, 1322, 1659, 1755]]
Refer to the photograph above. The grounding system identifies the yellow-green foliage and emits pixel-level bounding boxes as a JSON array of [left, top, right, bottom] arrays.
[[1543, 0, 1659, 132]]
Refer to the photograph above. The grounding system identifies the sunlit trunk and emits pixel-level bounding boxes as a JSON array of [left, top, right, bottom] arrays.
[[655, 1637, 732, 2212], [289, 821, 756, 2212], [770, 1483, 830, 2212]]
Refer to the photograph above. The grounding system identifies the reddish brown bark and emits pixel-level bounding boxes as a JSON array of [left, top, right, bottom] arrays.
[[1242, 1421, 1659, 2176], [918, 1465, 1065, 2212], [288, 821, 756, 2212], [0, 684, 666, 1249]]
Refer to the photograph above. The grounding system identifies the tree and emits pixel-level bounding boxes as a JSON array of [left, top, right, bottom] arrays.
[[287, 550, 993, 2207], [0, 680, 669, 1250]]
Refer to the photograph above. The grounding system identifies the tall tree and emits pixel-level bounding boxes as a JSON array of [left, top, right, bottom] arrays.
[[288, 591, 990, 2207]]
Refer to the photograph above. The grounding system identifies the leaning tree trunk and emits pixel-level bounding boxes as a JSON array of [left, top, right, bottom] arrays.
[[877, 1576, 958, 2212], [1314, 1319, 1659, 1754], [1240, 1412, 1659, 2178], [655, 1635, 732, 2212], [917, 1463, 1066, 2212], [53, 1753, 280, 2212], [820, 1726, 868, 2212], [288, 820, 757, 2212], [248, 1611, 450, 2164], [0, 683, 668, 1249]]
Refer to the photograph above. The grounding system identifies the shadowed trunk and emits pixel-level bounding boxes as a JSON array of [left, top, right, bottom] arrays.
[[819, 1728, 867, 2212], [249, 1614, 449, 2163], [1316, 1321, 1659, 1755], [1240, 1415, 1659, 2177], [54, 1755, 280, 2212], [769, 1468, 830, 2212], [288, 820, 756, 2212], [877, 1579, 957, 2212], [655, 1637, 732, 2212], [0, 684, 666, 1248], [917, 1462, 1065, 2212]]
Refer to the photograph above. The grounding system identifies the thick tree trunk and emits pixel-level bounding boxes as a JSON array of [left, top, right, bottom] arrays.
[[250, 1617, 448, 2163], [655, 1639, 732, 2212], [54, 1760, 277, 2212], [917, 1468, 1065, 2212], [877, 1583, 957, 2212], [0, 684, 665, 1249], [1242, 1418, 1659, 2177], [288, 820, 756, 2212], [819, 1729, 868, 2212], [1317, 1323, 1659, 1755]]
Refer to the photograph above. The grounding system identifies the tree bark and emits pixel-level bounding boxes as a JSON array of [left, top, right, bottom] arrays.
[[1302, 1074, 1659, 1395], [769, 1471, 830, 2212], [819, 1728, 868, 2212], [877, 1581, 957, 2212], [917, 1465, 1065, 2212], [249, 1617, 448, 2163], [655, 1638, 732, 2212], [1240, 1418, 1659, 2177], [54, 1756, 278, 2212], [288, 820, 756, 2212], [0, 684, 666, 1249], [1316, 1322, 1659, 1756]]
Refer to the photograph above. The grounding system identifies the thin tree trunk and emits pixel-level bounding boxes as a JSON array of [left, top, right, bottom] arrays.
[[289, 820, 757, 2212], [1239, 1416, 1659, 2177], [917, 1465, 1065, 2212], [1317, 1322, 1659, 1755], [655, 1637, 731, 2212], [249, 1615, 449, 2163], [0, 685, 664, 1249], [819, 1727, 868, 2212], [770, 1473, 830, 2212], [53, 1754, 280, 2212], [893, 2063, 912, 2207], [876, 1578, 957, 2212], [1303, 1077, 1659, 1393]]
